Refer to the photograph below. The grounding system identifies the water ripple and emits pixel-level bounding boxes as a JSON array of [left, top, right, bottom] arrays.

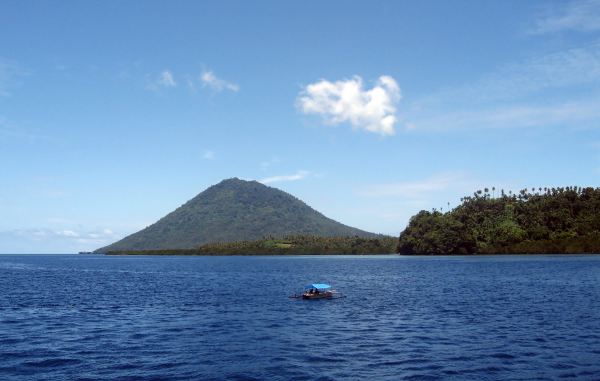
[[0, 254, 600, 380]]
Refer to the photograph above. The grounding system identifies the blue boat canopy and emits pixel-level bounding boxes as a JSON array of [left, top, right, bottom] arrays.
[[304, 283, 331, 290]]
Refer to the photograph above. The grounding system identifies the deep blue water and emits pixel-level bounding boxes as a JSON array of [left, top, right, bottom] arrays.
[[1, 255, 600, 380]]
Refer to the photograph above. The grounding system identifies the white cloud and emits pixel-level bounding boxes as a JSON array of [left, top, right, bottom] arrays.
[[415, 43, 600, 107], [158, 70, 176, 87], [406, 42, 600, 131], [297, 75, 401, 136], [145, 70, 177, 91], [260, 170, 311, 184], [200, 70, 239, 92], [56, 230, 79, 238], [532, 0, 600, 34], [359, 172, 473, 199], [411, 97, 600, 131], [0, 227, 119, 253], [478, 44, 600, 100], [203, 150, 215, 160], [144, 68, 239, 94]]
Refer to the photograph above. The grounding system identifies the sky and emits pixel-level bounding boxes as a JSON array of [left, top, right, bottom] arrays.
[[2, 0, 600, 253]]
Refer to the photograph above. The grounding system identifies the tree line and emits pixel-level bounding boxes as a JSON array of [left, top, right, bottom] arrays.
[[107, 235, 397, 255], [397, 186, 600, 254]]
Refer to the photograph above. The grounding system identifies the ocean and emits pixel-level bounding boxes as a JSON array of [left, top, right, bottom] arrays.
[[1, 254, 599, 380]]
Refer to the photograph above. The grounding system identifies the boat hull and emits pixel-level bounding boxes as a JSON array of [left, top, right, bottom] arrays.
[[301, 292, 333, 300]]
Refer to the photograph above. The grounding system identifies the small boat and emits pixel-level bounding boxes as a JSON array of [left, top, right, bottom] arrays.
[[289, 283, 344, 300]]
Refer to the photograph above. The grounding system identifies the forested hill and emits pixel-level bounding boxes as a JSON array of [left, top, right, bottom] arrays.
[[96, 178, 376, 252], [397, 187, 600, 254]]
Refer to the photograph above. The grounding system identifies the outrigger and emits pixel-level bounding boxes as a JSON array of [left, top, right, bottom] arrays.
[[289, 283, 345, 300]]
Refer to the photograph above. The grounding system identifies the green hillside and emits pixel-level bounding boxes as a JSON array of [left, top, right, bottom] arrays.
[[398, 187, 600, 254], [96, 178, 376, 252]]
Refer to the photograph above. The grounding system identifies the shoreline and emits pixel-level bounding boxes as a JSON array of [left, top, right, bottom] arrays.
[[103, 252, 397, 256], [102, 252, 600, 256]]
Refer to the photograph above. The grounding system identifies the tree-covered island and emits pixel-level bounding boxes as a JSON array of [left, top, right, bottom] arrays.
[[397, 187, 600, 254], [97, 179, 600, 255]]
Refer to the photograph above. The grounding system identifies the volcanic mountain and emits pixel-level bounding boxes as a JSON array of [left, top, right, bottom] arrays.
[[95, 178, 376, 252]]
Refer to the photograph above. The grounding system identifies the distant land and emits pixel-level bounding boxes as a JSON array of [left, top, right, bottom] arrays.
[[398, 187, 600, 255], [97, 179, 600, 256], [105, 235, 397, 256], [96, 178, 379, 253]]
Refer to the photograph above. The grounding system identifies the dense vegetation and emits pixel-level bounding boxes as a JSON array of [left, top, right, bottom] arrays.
[[107, 235, 397, 255], [397, 187, 600, 254], [96, 178, 376, 252]]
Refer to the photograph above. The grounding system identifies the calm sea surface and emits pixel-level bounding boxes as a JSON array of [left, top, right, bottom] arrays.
[[1, 254, 600, 380]]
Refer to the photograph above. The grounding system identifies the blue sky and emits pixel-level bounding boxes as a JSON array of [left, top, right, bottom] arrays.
[[2, 0, 600, 253]]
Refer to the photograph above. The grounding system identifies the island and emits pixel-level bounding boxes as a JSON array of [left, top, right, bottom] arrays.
[[96, 179, 600, 256], [95, 178, 379, 254], [397, 187, 600, 254]]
